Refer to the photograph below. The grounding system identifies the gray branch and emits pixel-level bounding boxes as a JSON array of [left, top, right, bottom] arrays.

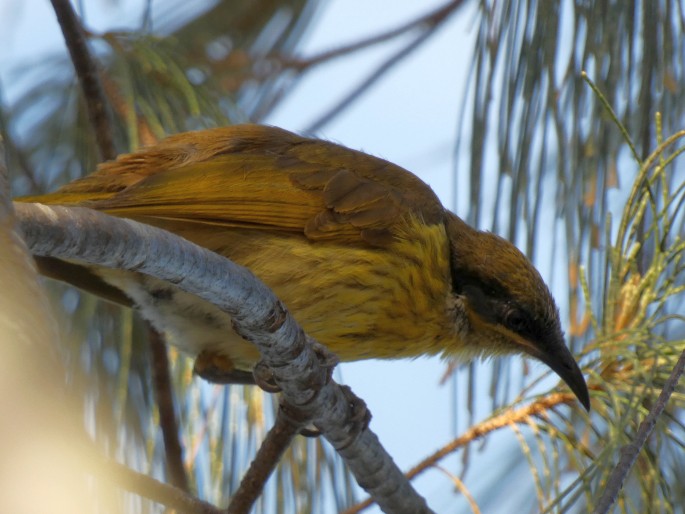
[[15, 202, 434, 514]]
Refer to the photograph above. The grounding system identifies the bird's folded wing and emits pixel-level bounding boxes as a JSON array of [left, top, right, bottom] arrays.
[[29, 125, 446, 247]]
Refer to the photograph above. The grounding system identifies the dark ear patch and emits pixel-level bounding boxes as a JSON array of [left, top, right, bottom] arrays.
[[459, 281, 540, 342], [460, 284, 492, 318]]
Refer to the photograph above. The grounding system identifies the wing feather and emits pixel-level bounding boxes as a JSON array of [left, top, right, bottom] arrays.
[[34, 124, 446, 247]]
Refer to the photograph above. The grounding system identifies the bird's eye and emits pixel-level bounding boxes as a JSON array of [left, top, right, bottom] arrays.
[[505, 308, 529, 333]]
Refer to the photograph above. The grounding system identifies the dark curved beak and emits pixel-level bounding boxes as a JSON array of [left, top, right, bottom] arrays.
[[529, 339, 590, 411]]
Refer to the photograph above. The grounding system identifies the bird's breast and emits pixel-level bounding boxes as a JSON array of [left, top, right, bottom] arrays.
[[97, 217, 459, 369]]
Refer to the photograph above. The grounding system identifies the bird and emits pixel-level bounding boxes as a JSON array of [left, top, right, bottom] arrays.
[[19, 124, 590, 410]]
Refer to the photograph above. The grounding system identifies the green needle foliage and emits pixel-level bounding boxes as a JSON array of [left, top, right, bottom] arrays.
[[569, 121, 685, 513], [448, 2, 685, 512]]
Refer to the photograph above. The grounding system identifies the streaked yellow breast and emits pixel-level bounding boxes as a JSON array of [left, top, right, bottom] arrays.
[[221, 217, 457, 363], [99, 217, 459, 369]]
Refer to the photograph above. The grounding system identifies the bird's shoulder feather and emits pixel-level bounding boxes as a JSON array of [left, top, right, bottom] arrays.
[[42, 124, 446, 246]]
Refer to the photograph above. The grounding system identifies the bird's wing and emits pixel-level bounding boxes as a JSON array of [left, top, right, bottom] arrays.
[[37, 124, 446, 247]]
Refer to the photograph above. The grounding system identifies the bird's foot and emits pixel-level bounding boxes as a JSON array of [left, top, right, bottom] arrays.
[[252, 360, 282, 393], [193, 350, 255, 385], [337, 385, 371, 449]]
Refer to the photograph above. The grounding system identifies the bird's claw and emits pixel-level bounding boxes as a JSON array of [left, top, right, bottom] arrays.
[[193, 350, 255, 385], [252, 360, 282, 393], [333, 385, 371, 450]]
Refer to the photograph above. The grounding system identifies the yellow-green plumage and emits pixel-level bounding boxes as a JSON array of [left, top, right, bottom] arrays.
[[19, 124, 590, 409]]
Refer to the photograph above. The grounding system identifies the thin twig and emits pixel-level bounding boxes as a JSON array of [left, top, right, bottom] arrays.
[[305, 0, 465, 133], [49, 0, 116, 161], [226, 403, 304, 514], [148, 327, 191, 493], [306, 29, 434, 133], [104, 458, 221, 514], [433, 465, 481, 514], [581, 72, 639, 164], [251, 0, 466, 123], [280, 0, 467, 72], [593, 348, 685, 514], [343, 393, 580, 514]]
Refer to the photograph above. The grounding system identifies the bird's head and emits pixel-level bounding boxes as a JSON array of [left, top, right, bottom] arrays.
[[445, 214, 590, 410]]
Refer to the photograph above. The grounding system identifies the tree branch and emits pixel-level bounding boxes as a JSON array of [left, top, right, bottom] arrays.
[[49, 0, 116, 160], [15, 202, 435, 514], [279, 0, 467, 72], [103, 457, 220, 514], [226, 402, 303, 514], [148, 327, 191, 493]]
